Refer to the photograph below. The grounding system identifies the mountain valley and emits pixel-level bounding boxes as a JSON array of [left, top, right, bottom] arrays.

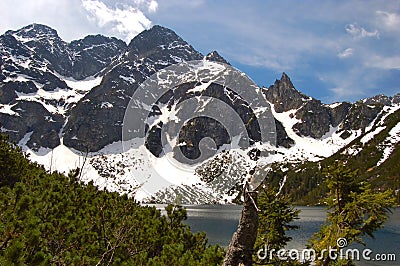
[[1, 24, 399, 204]]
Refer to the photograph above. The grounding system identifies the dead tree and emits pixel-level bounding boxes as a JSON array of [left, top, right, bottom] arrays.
[[222, 184, 258, 266]]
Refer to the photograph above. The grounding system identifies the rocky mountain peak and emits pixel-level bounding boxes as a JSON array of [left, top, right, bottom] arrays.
[[68, 34, 127, 79], [71, 34, 125, 47], [5, 23, 72, 78], [63, 25, 203, 152], [205, 51, 230, 65], [393, 93, 400, 104], [264, 72, 308, 113], [362, 94, 392, 105], [6, 23, 60, 41], [279, 72, 294, 89], [128, 25, 198, 58]]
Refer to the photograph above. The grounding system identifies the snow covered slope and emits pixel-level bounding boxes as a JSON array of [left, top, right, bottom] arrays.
[[1, 24, 399, 204]]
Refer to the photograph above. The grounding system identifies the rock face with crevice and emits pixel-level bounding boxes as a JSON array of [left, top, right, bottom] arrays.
[[0, 23, 398, 156], [0, 101, 63, 149], [263, 73, 395, 140], [62, 25, 204, 151], [1, 23, 399, 205], [0, 23, 126, 150]]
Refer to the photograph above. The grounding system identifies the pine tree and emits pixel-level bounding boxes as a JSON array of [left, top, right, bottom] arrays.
[[309, 162, 395, 265], [0, 132, 30, 187], [0, 131, 225, 265], [254, 185, 301, 265]]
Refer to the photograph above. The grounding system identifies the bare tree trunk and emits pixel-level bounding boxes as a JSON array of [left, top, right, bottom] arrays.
[[222, 190, 258, 266]]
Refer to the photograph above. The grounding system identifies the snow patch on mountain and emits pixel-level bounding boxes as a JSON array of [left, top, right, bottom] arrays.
[[360, 126, 386, 144], [63, 75, 103, 92], [377, 104, 400, 127], [0, 103, 19, 116], [10, 75, 103, 115], [377, 121, 400, 166], [270, 103, 358, 162], [23, 140, 139, 196], [22, 135, 279, 204]]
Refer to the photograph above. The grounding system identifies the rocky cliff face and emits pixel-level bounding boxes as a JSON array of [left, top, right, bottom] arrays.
[[1, 23, 398, 153], [0, 23, 126, 150], [0, 24, 399, 204], [205, 51, 230, 65], [144, 81, 263, 160], [62, 25, 204, 151], [3, 24, 126, 80], [68, 34, 127, 79], [1, 23, 398, 154], [263, 73, 395, 141]]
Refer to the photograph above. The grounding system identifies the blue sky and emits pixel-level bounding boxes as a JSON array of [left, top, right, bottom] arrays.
[[1, 0, 399, 103]]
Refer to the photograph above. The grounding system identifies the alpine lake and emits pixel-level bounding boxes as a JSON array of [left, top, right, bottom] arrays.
[[148, 204, 400, 266]]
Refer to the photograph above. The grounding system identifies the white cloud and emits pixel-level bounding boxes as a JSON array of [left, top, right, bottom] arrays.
[[345, 23, 379, 39], [0, 0, 92, 41], [82, 0, 155, 42], [376, 10, 400, 30], [365, 56, 400, 70], [148, 1, 158, 13], [338, 48, 354, 58], [329, 86, 364, 99], [326, 77, 368, 103], [323, 62, 397, 103], [133, 0, 158, 13], [0, 0, 397, 103]]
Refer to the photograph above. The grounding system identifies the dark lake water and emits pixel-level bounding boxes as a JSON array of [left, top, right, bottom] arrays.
[[150, 205, 399, 266]]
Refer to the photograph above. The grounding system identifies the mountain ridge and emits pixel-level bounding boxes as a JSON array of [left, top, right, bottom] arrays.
[[0, 23, 399, 204]]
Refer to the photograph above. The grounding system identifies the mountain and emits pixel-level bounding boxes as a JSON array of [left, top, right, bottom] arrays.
[[269, 103, 400, 205], [62, 25, 203, 152], [0, 23, 126, 150], [0, 24, 399, 204]]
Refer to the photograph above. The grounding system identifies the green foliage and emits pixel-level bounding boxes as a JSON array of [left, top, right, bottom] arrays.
[[309, 162, 396, 265], [0, 131, 224, 265], [254, 186, 301, 265], [0, 133, 31, 187], [263, 161, 328, 206]]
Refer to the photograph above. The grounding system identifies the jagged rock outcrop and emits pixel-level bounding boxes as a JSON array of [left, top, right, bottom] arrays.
[[0, 24, 127, 149], [329, 102, 352, 127], [337, 102, 383, 138], [393, 93, 400, 104], [363, 94, 392, 105], [68, 35, 127, 79], [205, 51, 230, 65], [293, 99, 331, 138], [4, 24, 127, 80], [263, 72, 308, 113], [0, 23, 398, 157], [145, 81, 263, 160], [263, 72, 391, 140], [63, 26, 204, 151], [275, 118, 294, 148], [0, 101, 63, 150]]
